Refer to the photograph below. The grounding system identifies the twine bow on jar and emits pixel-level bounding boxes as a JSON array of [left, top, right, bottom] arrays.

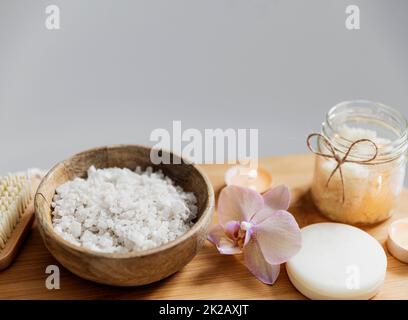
[[306, 133, 379, 203]]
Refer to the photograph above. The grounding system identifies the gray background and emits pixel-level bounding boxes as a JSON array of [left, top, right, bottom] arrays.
[[0, 0, 407, 176]]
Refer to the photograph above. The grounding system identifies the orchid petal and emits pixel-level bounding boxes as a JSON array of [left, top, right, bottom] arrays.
[[251, 186, 290, 224], [250, 207, 274, 225], [263, 185, 290, 211], [224, 220, 240, 240], [208, 225, 242, 255], [253, 210, 301, 265], [243, 237, 281, 285], [218, 185, 264, 227]]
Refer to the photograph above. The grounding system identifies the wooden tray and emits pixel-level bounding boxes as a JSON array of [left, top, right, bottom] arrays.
[[0, 154, 407, 299]]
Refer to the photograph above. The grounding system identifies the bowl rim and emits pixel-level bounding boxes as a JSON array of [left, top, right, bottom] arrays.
[[35, 144, 215, 259]]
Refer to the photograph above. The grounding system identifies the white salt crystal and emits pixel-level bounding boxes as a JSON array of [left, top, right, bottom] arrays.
[[338, 125, 378, 141], [52, 166, 198, 253], [337, 125, 391, 157], [69, 221, 82, 238]]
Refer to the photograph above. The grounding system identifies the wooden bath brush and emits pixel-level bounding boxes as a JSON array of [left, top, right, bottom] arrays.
[[0, 170, 43, 270]]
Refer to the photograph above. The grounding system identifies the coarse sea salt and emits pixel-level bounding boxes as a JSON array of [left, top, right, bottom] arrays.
[[51, 166, 198, 253]]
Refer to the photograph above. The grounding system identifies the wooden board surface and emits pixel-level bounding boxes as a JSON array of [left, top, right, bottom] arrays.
[[0, 154, 407, 299]]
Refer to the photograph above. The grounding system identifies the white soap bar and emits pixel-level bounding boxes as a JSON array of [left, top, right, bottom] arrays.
[[286, 223, 387, 300]]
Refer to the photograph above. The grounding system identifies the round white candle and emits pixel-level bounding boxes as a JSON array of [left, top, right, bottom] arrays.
[[224, 165, 271, 193], [286, 223, 387, 300]]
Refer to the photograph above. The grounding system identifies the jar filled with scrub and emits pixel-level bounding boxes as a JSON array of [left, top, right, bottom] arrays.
[[309, 100, 408, 225]]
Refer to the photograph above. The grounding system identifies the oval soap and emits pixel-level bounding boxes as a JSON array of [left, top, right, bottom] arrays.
[[286, 223, 387, 300]]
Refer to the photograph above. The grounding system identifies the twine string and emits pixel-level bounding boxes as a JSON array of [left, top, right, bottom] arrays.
[[306, 133, 379, 203]]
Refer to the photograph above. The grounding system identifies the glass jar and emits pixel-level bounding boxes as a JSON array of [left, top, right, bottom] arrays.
[[310, 100, 408, 225]]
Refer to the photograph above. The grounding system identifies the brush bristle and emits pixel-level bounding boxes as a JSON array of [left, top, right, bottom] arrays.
[[0, 173, 32, 249]]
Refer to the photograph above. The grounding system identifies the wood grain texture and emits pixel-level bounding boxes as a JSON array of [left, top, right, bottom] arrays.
[[35, 145, 214, 286], [0, 154, 407, 299]]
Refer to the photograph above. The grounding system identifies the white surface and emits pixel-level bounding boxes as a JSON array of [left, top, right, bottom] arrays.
[[286, 223, 387, 300]]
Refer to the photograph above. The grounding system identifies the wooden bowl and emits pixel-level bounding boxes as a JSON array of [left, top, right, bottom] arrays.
[[34, 145, 214, 286]]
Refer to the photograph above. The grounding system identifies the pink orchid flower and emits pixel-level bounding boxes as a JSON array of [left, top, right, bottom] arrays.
[[208, 185, 301, 285]]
